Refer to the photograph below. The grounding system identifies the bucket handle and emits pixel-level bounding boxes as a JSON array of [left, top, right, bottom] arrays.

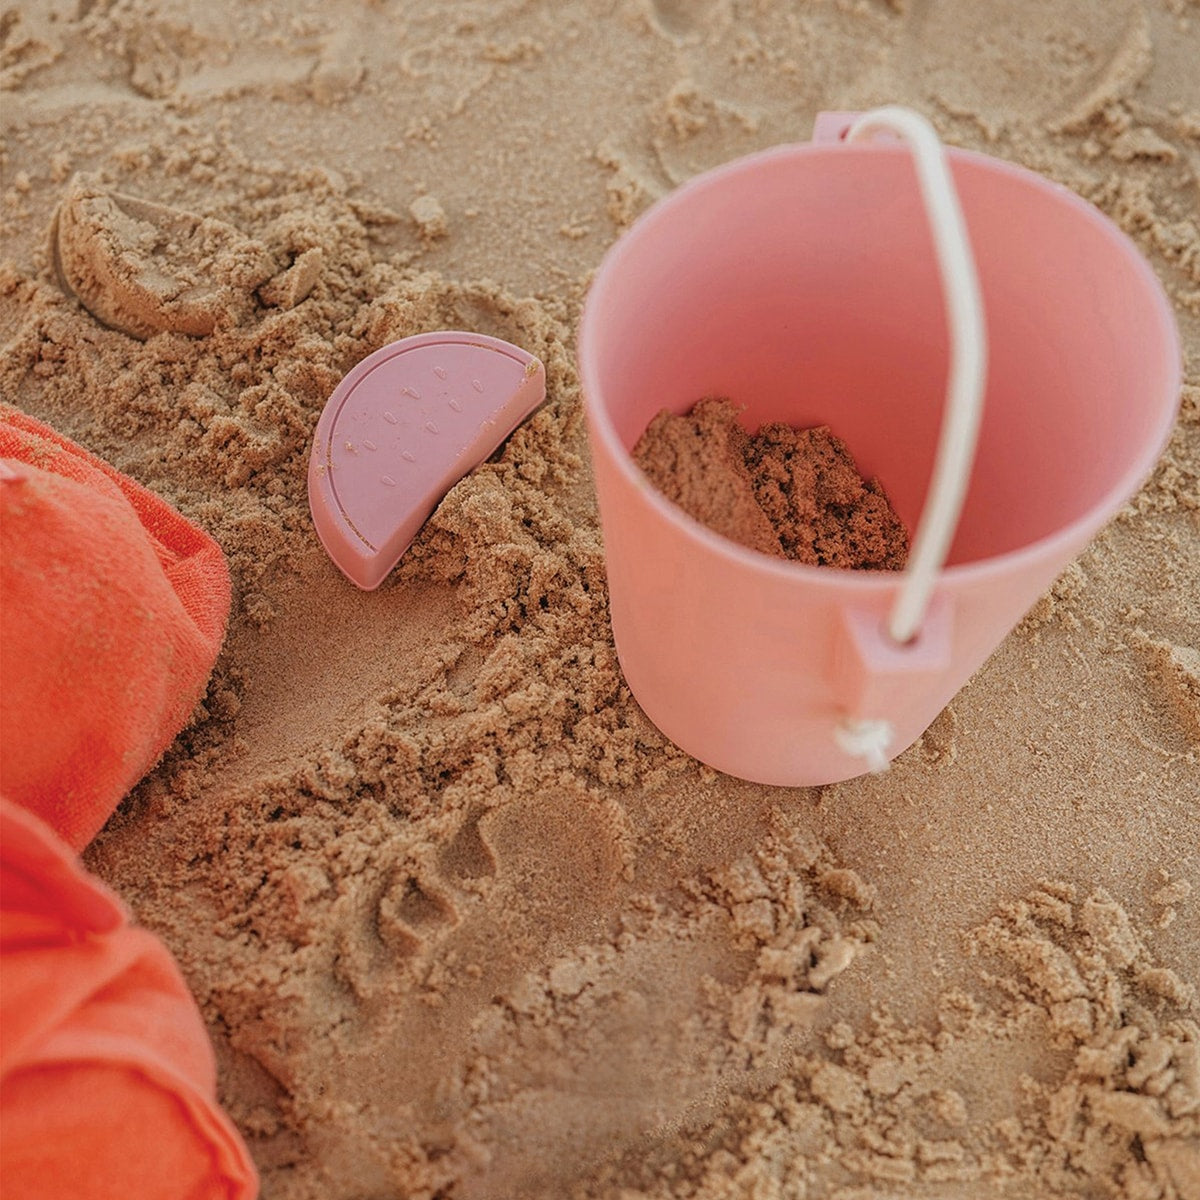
[[844, 107, 988, 644], [823, 107, 987, 771]]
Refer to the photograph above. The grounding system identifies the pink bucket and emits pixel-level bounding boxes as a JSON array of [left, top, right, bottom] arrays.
[[578, 112, 1181, 787]]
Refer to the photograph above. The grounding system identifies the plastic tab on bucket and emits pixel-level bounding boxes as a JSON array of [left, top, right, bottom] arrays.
[[812, 111, 901, 145]]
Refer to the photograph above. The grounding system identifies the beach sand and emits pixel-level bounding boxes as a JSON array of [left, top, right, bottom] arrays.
[[2, 1, 1198, 1195]]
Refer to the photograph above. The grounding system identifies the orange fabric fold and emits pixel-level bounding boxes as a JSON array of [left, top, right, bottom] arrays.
[[0, 409, 255, 1196], [0, 797, 258, 1199], [0, 405, 231, 850]]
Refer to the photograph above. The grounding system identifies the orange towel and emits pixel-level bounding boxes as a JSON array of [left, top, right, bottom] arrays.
[[0, 797, 258, 1199], [0, 409, 255, 1196], [0, 405, 230, 850]]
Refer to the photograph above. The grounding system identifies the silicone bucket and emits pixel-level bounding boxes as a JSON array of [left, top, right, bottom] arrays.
[[578, 110, 1181, 787]]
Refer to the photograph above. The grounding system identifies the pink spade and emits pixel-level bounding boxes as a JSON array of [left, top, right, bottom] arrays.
[[308, 331, 546, 589]]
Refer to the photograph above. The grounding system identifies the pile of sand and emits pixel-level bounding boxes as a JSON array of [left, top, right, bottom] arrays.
[[633, 397, 909, 568], [1, 0, 1196, 1196]]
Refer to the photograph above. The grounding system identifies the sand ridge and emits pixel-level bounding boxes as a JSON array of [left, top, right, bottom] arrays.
[[1, 0, 1197, 1196]]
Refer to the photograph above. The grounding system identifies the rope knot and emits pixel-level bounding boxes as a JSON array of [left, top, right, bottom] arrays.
[[834, 717, 894, 774]]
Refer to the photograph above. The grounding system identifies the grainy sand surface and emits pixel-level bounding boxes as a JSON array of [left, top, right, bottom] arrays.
[[2, 1, 1197, 1196]]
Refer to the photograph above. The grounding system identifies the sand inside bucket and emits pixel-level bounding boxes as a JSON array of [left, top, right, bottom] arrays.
[[633, 397, 909, 569]]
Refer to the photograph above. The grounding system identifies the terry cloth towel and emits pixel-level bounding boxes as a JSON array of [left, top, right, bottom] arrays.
[[0, 405, 230, 850], [0, 796, 258, 1199]]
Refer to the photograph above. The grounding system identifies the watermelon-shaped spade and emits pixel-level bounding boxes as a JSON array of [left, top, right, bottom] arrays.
[[308, 331, 546, 589]]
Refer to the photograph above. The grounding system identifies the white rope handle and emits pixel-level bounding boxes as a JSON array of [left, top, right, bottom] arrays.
[[846, 107, 988, 645], [832, 107, 987, 774]]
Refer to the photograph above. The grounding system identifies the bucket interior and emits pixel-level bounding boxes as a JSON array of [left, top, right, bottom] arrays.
[[584, 147, 1177, 565]]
